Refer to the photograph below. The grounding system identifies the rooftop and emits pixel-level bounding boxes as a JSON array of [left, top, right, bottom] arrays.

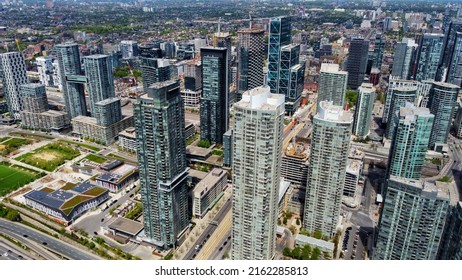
[[316, 101, 353, 123], [108, 217, 144, 236], [193, 168, 227, 197], [320, 63, 346, 74], [236, 85, 285, 111], [389, 176, 450, 201]]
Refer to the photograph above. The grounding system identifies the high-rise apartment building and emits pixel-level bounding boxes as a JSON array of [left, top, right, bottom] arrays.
[[237, 29, 265, 102], [428, 82, 460, 149], [0, 52, 29, 119], [372, 33, 385, 70], [20, 83, 48, 113], [317, 63, 348, 110], [140, 58, 170, 93], [56, 43, 87, 118], [346, 38, 370, 90], [134, 80, 189, 248], [445, 31, 462, 87], [374, 176, 449, 260], [438, 202, 462, 260], [94, 97, 122, 127], [84, 54, 115, 116], [387, 103, 434, 179], [384, 86, 418, 139], [353, 83, 376, 137], [200, 47, 229, 144], [415, 34, 444, 81], [391, 38, 418, 80], [232, 85, 284, 260], [383, 79, 419, 124], [303, 101, 353, 238], [267, 16, 291, 94], [438, 21, 462, 83], [120, 40, 139, 59]]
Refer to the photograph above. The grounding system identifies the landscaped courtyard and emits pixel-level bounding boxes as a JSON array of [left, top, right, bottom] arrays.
[[15, 141, 80, 171]]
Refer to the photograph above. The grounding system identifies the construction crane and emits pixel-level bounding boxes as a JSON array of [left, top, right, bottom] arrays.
[[15, 38, 21, 51]]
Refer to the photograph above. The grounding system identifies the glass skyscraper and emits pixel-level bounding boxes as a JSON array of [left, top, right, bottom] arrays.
[[391, 38, 418, 80], [140, 58, 171, 93], [267, 16, 291, 94], [353, 83, 376, 137], [384, 86, 417, 139], [134, 80, 189, 248], [232, 85, 284, 260], [346, 38, 370, 90], [200, 47, 229, 144], [83, 54, 115, 116], [415, 33, 444, 81], [387, 102, 434, 179], [303, 101, 353, 238], [317, 63, 348, 110]]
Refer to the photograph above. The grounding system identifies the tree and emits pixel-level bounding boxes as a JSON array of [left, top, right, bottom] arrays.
[[312, 230, 323, 240], [282, 247, 292, 258], [197, 139, 211, 148], [5, 209, 21, 222]]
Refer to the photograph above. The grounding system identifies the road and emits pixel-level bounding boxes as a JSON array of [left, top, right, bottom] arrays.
[[73, 185, 140, 236], [183, 198, 232, 260], [194, 210, 232, 260], [0, 219, 99, 260], [0, 240, 33, 260]]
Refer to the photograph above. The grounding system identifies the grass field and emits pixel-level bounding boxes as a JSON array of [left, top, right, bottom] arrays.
[[16, 141, 80, 171], [0, 137, 32, 156], [84, 154, 107, 164], [0, 162, 43, 197], [60, 140, 101, 152]]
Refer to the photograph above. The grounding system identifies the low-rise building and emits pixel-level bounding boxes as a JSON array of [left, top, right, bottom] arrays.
[[21, 110, 70, 131], [72, 115, 134, 145], [192, 168, 227, 218], [24, 182, 109, 223], [294, 234, 335, 256], [118, 127, 137, 153], [181, 89, 201, 107], [281, 141, 310, 187], [95, 162, 139, 192]]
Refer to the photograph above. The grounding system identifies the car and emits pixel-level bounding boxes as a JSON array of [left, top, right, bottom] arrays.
[[7, 250, 11, 253], [23, 234, 28, 238], [219, 247, 223, 251], [101, 218, 104, 222], [94, 231, 98, 235], [2, 252, 8, 257], [42, 242, 47, 246], [18, 255, 23, 259], [223, 241, 227, 246], [195, 245, 200, 251]]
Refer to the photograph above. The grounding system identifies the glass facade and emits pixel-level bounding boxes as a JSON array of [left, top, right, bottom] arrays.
[[416, 34, 444, 81], [353, 83, 376, 137], [84, 54, 115, 116]]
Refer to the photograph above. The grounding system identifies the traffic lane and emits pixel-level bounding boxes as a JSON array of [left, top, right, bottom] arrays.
[[0, 241, 32, 260], [0, 219, 99, 260], [210, 232, 231, 260], [0, 230, 58, 260]]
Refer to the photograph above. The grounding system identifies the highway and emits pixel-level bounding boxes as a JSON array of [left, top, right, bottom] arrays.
[[195, 210, 232, 260], [0, 240, 33, 260], [183, 198, 232, 260], [0, 219, 99, 260]]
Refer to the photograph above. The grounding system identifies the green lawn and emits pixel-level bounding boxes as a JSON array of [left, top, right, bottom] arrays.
[[0, 137, 32, 156], [60, 140, 101, 152], [16, 141, 80, 171], [84, 154, 107, 164], [0, 163, 43, 196]]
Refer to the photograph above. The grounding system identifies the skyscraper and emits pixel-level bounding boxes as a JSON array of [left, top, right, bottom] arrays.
[[120, 40, 139, 59], [200, 47, 229, 144], [384, 86, 418, 139], [373, 33, 385, 70], [346, 38, 370, 90], [279, 44, 305, 115], [387, 103, 434, 179], [94, 97, 122, 127], [382, 79, 419, 124], [438, 202, 462, 260], [232, 85, 284, 260], [374, 176, 449, 260], [391, 38, 418, 80], [428, 82, 460, 149], [303, 101, 353, 238], [0, 52, 28, 119], [438, 21, 462, 82], [445, 31, 462, 87], [56, 43, 87, 118], [140, 58, 170, 93], [20, 83, 48, 113], [353, 83, 376, 137], [317, 63, 348, 110], [134, 80, 189, 248], [83, 54, 115, 116], [415, 33, 444, 81], [237, 29, 265, 102], [267, 16, 291, 94]]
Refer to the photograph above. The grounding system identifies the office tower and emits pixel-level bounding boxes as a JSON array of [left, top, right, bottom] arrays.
[[20, 83, 48, 113], [94, 97, 122, 126], [438, 21, 462, 82], [383, 79, 419, 124], [373, 33, 385, 70], [267, 16, 291, 94], [0, 52, 28, 120], [303, 101, 353, 238], [346, 38, 369, 90], [353, 83, 376, 137], [56, 43, 87, 118], [140, 58, 170, 93], [237, 29, 265, 101], [374, 176, 449, 260], [383, 17, 392, 31], [120, 40, 138, 59], [232, 85, 284, 260], [445, 32, 462, 87], [223, 129, 233, 168], [317, 63, 348, 109], [279, 44, 305, 115], [387, 103, 434, 179], [428, 82, 460, 149], [138, 43, 162, 59], [391, 38, 419, 80], [438, 202, 462, 260], [200, 47, 229, 144], [84, 54, 115, 116], [134, 80, 189, 248], [384, 86, 418, 139], [415, 34, 444, 81]]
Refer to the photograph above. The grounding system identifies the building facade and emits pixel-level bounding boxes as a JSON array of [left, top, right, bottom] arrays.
[[415, 34, 444, 81], [391, 38, 418, 80], [303, 101, 353, 238], [346, 38, 370, 90], [0, 52, 29, 119], [232, 85, 284, 260], [267, 16, 291, 94], [317, 63, 348, 110], [84, 54, 115, 116], [353, 83, 376, 137], [134, 80, 189, 248], [384, 86, 418, 139]]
